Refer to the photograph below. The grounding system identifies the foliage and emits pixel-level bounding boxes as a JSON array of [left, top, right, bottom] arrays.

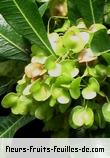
[[0, 0, 110, 138]]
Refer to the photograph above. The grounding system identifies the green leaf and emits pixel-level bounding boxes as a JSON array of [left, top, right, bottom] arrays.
[[0, 60, 26, 78], [38, 2, 49, 17], [0, 0, 53, 55], [69, 77, 81, 99], [0, 60, 27, 97], [0, 115, 34, 138], [67, 0, 81, 24], [0, 60, 26, 95], [0, 77, 13, 95], [36, 0, 49, 2], [0, 15, 29, 61], [102, 52, 110, 64], [76, 0, 105, 25], [90, 29, 110, 55]]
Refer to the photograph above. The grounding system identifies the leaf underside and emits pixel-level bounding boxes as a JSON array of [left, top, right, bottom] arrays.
[[0, 115, 35, 138], [0, 14, 29, 61]]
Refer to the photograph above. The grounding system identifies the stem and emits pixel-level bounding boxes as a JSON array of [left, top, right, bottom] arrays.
[[89, 0, 95, 24], [105, 95, 110, 103]]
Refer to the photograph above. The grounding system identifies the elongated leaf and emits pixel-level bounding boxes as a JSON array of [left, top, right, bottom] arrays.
[[0, 115, 34, 138], [68, 0, 81, 24], [76, 0, 105, 25], [90, 29, 110, 54], [0, 0, 53, 55], [0, 15, 29, 61], [0, 60, 26, 95], [38, 2, 49, 17], [0, 77, 13, 95], [0, 60, 26, 78], [102, 52, 110, 64]]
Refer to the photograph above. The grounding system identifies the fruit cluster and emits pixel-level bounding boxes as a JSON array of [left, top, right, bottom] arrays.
[[2, 22, 110, 130]]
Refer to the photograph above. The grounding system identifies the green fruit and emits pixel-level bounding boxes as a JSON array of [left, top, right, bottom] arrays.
[[88, 77, 100, 92], [69, 106, 84, 129], [79, 31, 90, 45], [95, 64, 107, 77], [16, 75, 30, 94], [48, 33, 66, 56], [61, 60, 78, 78], [30, 80, 51, 101], [45, 56, 61, 77], [57, 92, 70, 104], [23, 84, 32, 96], [31, 56, 47, 65], [45, 55, 56, 70], [89, 24, 106, 32], [31, 44, 47, 56], [69, 77, 81, 99], [72, 108, 84, 126], [69, 106, 94, 129], [31, 45, 48, 64], [82, 87, 96, 100], [102, 103, 110, 122], [76, 18, 87, 29], [63, 26, 85, 53], [83, 108, 94, 127], [55, 75, 72, 87], [87, 67, 97, 77], [48, 33, 59, 51], [11, 95, 33, 115], [51, 86, 71, 104], [48, 63, 62, 77], [82, 77, 99, 100], [2, 93, 18, 108], [54, 37, 66, 56], [16, 83, 27, 94], [45, 55, 62, 77]]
